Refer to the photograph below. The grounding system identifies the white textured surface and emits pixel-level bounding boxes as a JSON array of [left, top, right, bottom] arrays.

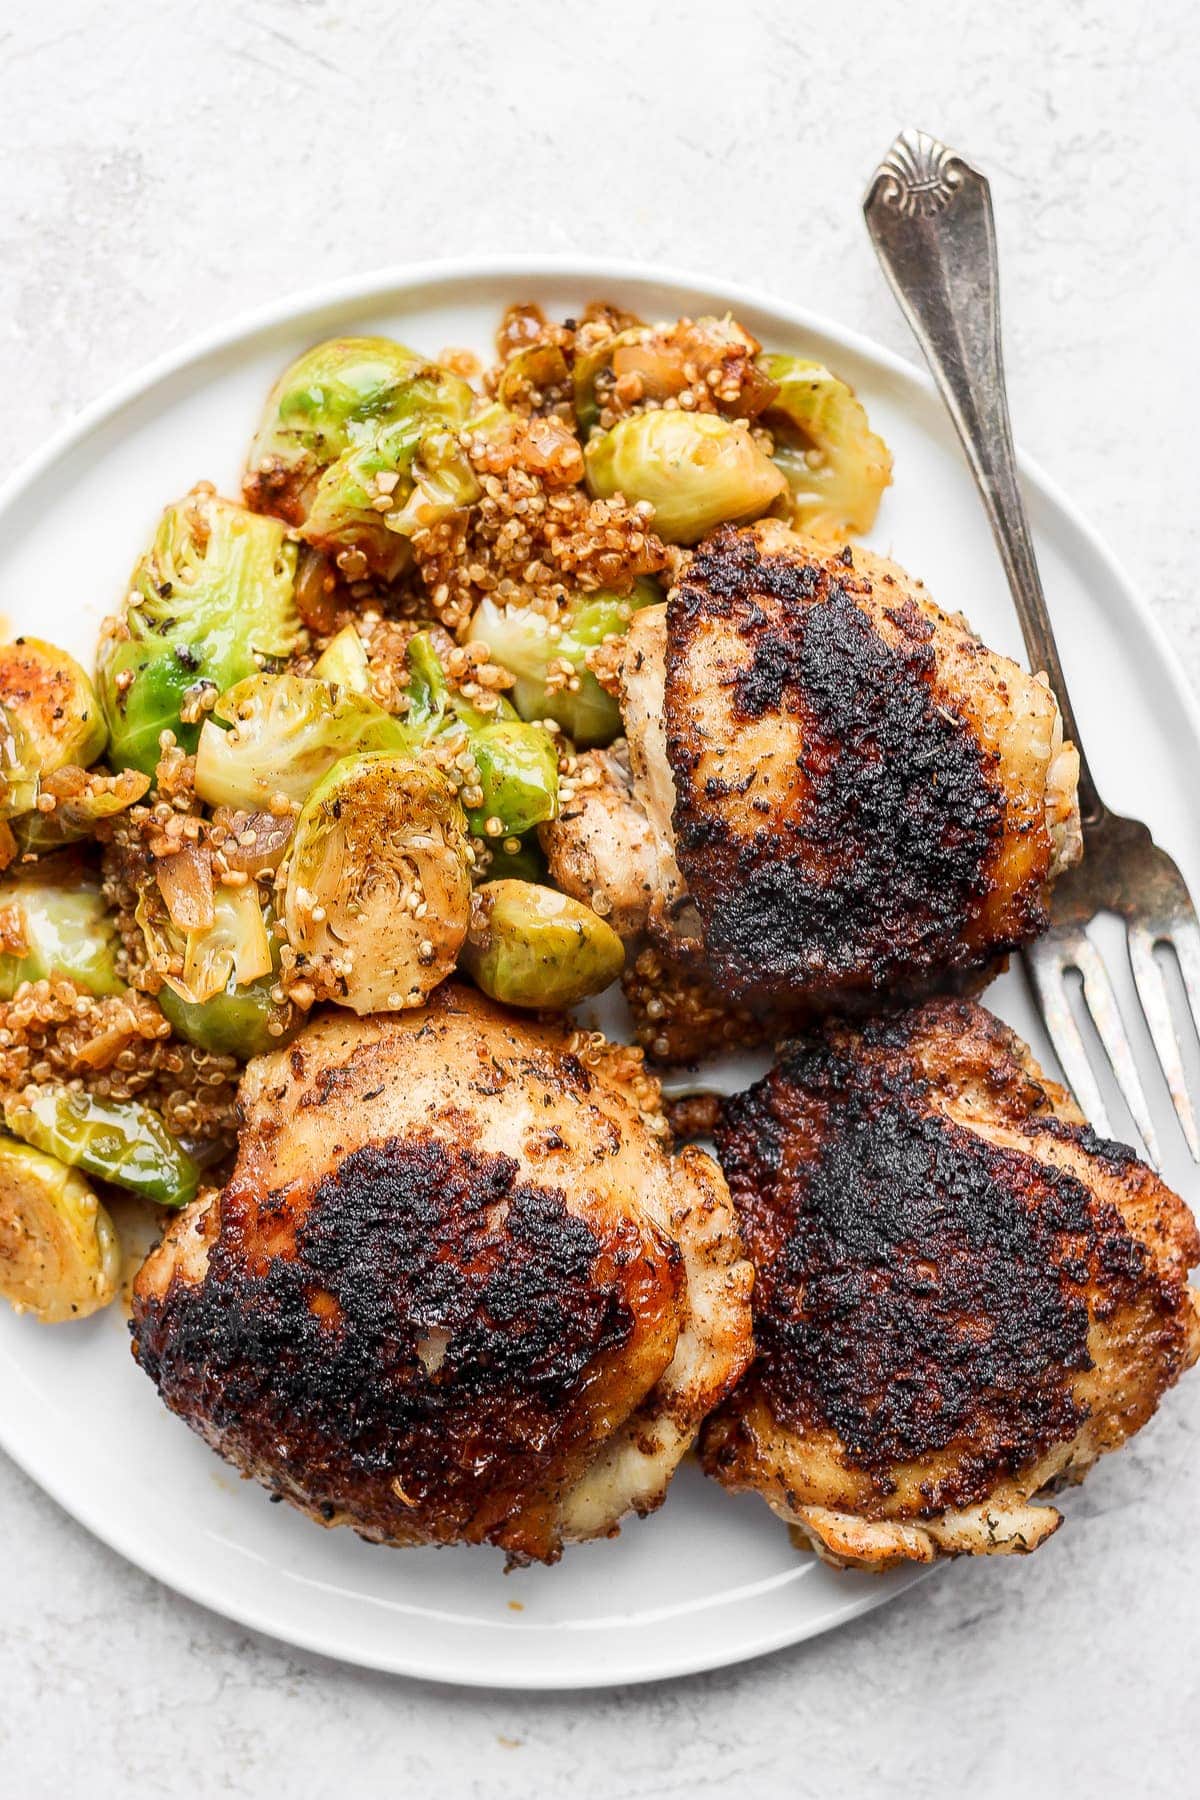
[[1, 1, 1198, 1793]]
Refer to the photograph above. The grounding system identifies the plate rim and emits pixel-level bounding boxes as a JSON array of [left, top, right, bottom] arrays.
[[0, 253, 1193, 1689]]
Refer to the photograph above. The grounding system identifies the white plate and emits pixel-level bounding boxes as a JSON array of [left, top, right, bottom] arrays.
[[2, 259, 1198, 1690]]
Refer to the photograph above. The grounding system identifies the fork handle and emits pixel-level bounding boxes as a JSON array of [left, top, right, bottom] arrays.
[[863, 129, 1103, 826]]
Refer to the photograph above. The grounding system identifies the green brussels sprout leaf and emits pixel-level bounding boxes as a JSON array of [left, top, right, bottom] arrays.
[[758, 353, 892, 539], [97, 488, 302, 778], [311, 625, 370, 694], [284, 753, 472, 1014], [4, 1086, 201, 1208], [584, 410, 787, 544], [0, 864, 125, 999]]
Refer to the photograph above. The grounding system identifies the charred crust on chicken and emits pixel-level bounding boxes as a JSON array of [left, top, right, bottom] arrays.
[[663, 527, 1066, 1007], [701, 999, 1200, 1563]]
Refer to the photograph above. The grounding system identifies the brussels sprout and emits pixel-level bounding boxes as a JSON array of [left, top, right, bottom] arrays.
[[97, 487, 302, 778], [312, 624, 370, 693], [468, 720, 559, 837], [158, 946, 298, 1060], [284, 753, 471, 1013], [193, 672, 410, 810], [759, 354, 893, 539], [246, 337, 438, 512], [301, 416, 478, 582], [244, 337, 478, 580], [141, 850, 295, 1056], [0, 1137, 119, 1322], [0, 864, 124, 998], [4, 1086, 200, 1208], [0, 707, 38, 821], [0, 638, 107, 779], [386, 630, 561, 831], [397, 633, 560, 835], [584, 411, 787, 544], [138, 874, 274, 1008], [469, 580, 659, 748], [460, 880, 625, 1009], [13, 765, 150, 854]]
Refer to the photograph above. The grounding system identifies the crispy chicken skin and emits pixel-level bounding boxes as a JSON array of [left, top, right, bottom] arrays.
[[664, 522, 1081, 1008], [700, 1000, 1200, 1571], [131, 985, 752, 1565]]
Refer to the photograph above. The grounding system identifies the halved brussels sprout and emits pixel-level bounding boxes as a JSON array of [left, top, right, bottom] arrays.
[[0, 864, 124, 998], [98, 487, 302, 777], [140, 852, 294, 1056], [13, 765, 150, 854], [246, 337, 439, 513], [0, 638, 107, 778], [0, 707, 38, 821], [759, 353, 893, 538], [0, 1137, 120, 1322], [312, 624, 370, 693], [284, 753, 471, 1013], [4, 1087, 200, 1208], [193, 672, 410, 810], [138, 874, 273, 1008], [301, 416, 478, 581], [460, 880, 625, 1009], [467, 720, 560, 836], [244, 337, 477, 580], [468, 580, 659, 749], [584, 411, 787, 544]]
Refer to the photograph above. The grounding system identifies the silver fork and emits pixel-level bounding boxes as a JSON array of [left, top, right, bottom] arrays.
[[863, 128, 1200, 1167]]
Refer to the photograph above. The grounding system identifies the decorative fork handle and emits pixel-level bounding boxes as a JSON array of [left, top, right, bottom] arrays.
[[863, 130, 1103, 827]]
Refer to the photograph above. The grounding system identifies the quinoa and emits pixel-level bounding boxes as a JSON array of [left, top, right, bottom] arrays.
[[412, 414, 667, 632], [623, 941, 769, 1068], [0, 983, 239, 1140], [578, 313, 779, 433]]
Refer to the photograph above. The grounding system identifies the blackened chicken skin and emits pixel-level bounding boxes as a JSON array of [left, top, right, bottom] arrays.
[[701, 1000, 1200, 1570], [548, 522, 1081, 1044], [132, 985, 752, 1565], [665, 522, 1081, 1008]]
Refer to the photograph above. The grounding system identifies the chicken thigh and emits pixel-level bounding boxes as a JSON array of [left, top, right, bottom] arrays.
[[132, 984, 753, 1564], [546, 522, 1081, 1036], [701, 999, 1200, 1569]]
